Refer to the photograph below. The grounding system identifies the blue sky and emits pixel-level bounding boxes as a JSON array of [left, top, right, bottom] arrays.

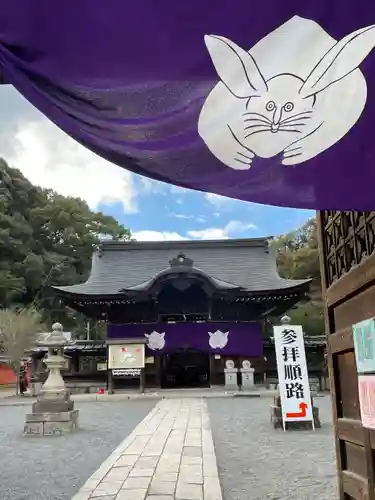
[[97, 174, 315, 241]]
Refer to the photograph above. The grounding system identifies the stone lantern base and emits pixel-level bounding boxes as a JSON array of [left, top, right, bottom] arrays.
[[24, 395, 79, 436], [24, 409, 79, 436]]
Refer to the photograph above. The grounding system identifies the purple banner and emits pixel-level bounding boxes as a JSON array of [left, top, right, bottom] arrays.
[[0, 2, 375, 210], [108, 322, 263, 357]]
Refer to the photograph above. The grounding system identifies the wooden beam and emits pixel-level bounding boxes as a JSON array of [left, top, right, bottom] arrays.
[[329, 327, 354, 354], [342, 471, 369, 500], [326, 251, 375, 308]]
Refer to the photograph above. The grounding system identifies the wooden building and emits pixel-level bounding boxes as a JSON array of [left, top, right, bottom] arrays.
[[28, 336, 327, 393], [317, 211, 375, 500], [52, 238, 311, 390]]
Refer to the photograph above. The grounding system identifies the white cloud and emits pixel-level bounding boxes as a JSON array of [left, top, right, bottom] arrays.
[[225, 220, 257, 233], [205, 192, 234, 207], [196, 216, 206, 223], [5, 117, 137, 213], [188, 220, 257, 240], [138, 176, 168, 195], [133, 220, 256, 242], [170, 213, 195, 220], [133, 230, 187, 241], [188, 228, 228, 239]]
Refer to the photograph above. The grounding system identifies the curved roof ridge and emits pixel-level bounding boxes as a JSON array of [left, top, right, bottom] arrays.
[[122, 265, 242, 292]]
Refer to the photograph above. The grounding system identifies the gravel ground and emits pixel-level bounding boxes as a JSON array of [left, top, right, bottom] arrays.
[[0, 400, 157, 500], [207, 395, 338, 500]]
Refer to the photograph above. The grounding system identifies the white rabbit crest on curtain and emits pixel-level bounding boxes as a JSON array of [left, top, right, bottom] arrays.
[[198, 16, 375, 168]]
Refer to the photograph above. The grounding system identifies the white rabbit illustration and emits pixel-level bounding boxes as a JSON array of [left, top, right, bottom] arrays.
[[121, 351, 136, 364], [144, 331, 165, 351], [208, 330, 229, 349], [198, 16, 375, 167]]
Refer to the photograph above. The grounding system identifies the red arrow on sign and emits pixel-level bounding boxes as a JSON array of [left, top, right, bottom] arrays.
[[286, 402, 308, 418]]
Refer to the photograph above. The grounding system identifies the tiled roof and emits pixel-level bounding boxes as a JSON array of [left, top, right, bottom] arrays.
[[52, 238, 311, 296]]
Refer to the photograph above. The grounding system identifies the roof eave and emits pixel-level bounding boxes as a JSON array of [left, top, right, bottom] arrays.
[[119, 266, 243, 294]]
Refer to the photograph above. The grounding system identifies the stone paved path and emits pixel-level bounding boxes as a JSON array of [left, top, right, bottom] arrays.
[[72, 399, 222, 500]]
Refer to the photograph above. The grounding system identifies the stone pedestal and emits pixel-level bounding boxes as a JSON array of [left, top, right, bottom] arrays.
[[24, 409, 79, 436], [240, 368, 255, 389], [224, 360, 238, 391], [24, 322, 79, 436], [240, 360, 255, 390]]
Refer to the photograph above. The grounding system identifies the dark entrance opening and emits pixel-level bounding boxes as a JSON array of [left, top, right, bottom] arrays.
[[162, 348, 210, 388]]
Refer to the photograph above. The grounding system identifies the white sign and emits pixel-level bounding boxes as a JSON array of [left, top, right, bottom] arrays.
[[273, 324, 314, 429], [108, 344, 145, 369]]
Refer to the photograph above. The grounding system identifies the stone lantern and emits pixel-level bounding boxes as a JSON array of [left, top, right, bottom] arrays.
[[24, 323, 79, 436]]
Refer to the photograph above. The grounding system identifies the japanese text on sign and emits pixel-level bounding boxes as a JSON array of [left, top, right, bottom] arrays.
[[273, 324, 313, 425], [112, 368, 141, 377]]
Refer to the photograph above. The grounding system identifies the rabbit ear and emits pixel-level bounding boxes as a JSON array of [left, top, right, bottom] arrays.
[[300, 24, 375, 98], [204, 34, 268, 98]]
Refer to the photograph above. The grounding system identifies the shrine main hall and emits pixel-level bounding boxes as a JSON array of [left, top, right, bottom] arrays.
[[52, 238, 311, 389]]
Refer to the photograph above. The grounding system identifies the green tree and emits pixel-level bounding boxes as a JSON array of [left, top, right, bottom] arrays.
[[0, 307, 45, 392], [0, 158, 131, 331], [271, 218, 324, 335]]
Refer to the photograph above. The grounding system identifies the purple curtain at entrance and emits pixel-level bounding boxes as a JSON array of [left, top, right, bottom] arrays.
[[107, 323, 263, 357], [0, 2, 375, 209]]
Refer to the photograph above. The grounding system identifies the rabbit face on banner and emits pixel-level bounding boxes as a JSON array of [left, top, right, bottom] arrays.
[[144, 331, 165, 351], [198, 16, 375, 168], [208, 330, 229, 349]]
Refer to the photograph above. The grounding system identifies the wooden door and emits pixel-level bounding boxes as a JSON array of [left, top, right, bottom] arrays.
[[317, 211, 375, 500]]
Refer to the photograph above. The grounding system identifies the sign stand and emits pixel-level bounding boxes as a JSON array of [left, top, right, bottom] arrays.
[[273, 316, 315, 431], [107, 339, 146, 394]]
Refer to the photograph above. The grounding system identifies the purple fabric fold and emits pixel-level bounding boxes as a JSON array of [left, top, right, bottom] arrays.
[[0, 1, 374, 209]]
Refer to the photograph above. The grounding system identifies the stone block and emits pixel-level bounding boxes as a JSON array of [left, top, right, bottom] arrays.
[[24, 409, 79, 436], [115, 455, 139, 467], [43, 419, 77, 436], [129, 468, 155, 477], [149, 481, 176, 495], [153, 472, 178, 483], [25, 411, 77, 423], [32, 399, 74, 413], [204, 477, 222, 500], [24, 422, 43, 436], [122, 477, 152, 489], [104, 466, 131, 481], [91, 481, 123, 497], [224, 369, 238, 390], [176, 482, 203, 499], [116, 489, 147, 500], [183, 446, 202, 457], [136, 456, 159, 468]]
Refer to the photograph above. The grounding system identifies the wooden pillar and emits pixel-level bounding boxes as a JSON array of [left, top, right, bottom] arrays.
[[140, 368, 145, 393], [107, 370, 114, 394], [208, 354, 212, 387], [317, 210, 375, 500]]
